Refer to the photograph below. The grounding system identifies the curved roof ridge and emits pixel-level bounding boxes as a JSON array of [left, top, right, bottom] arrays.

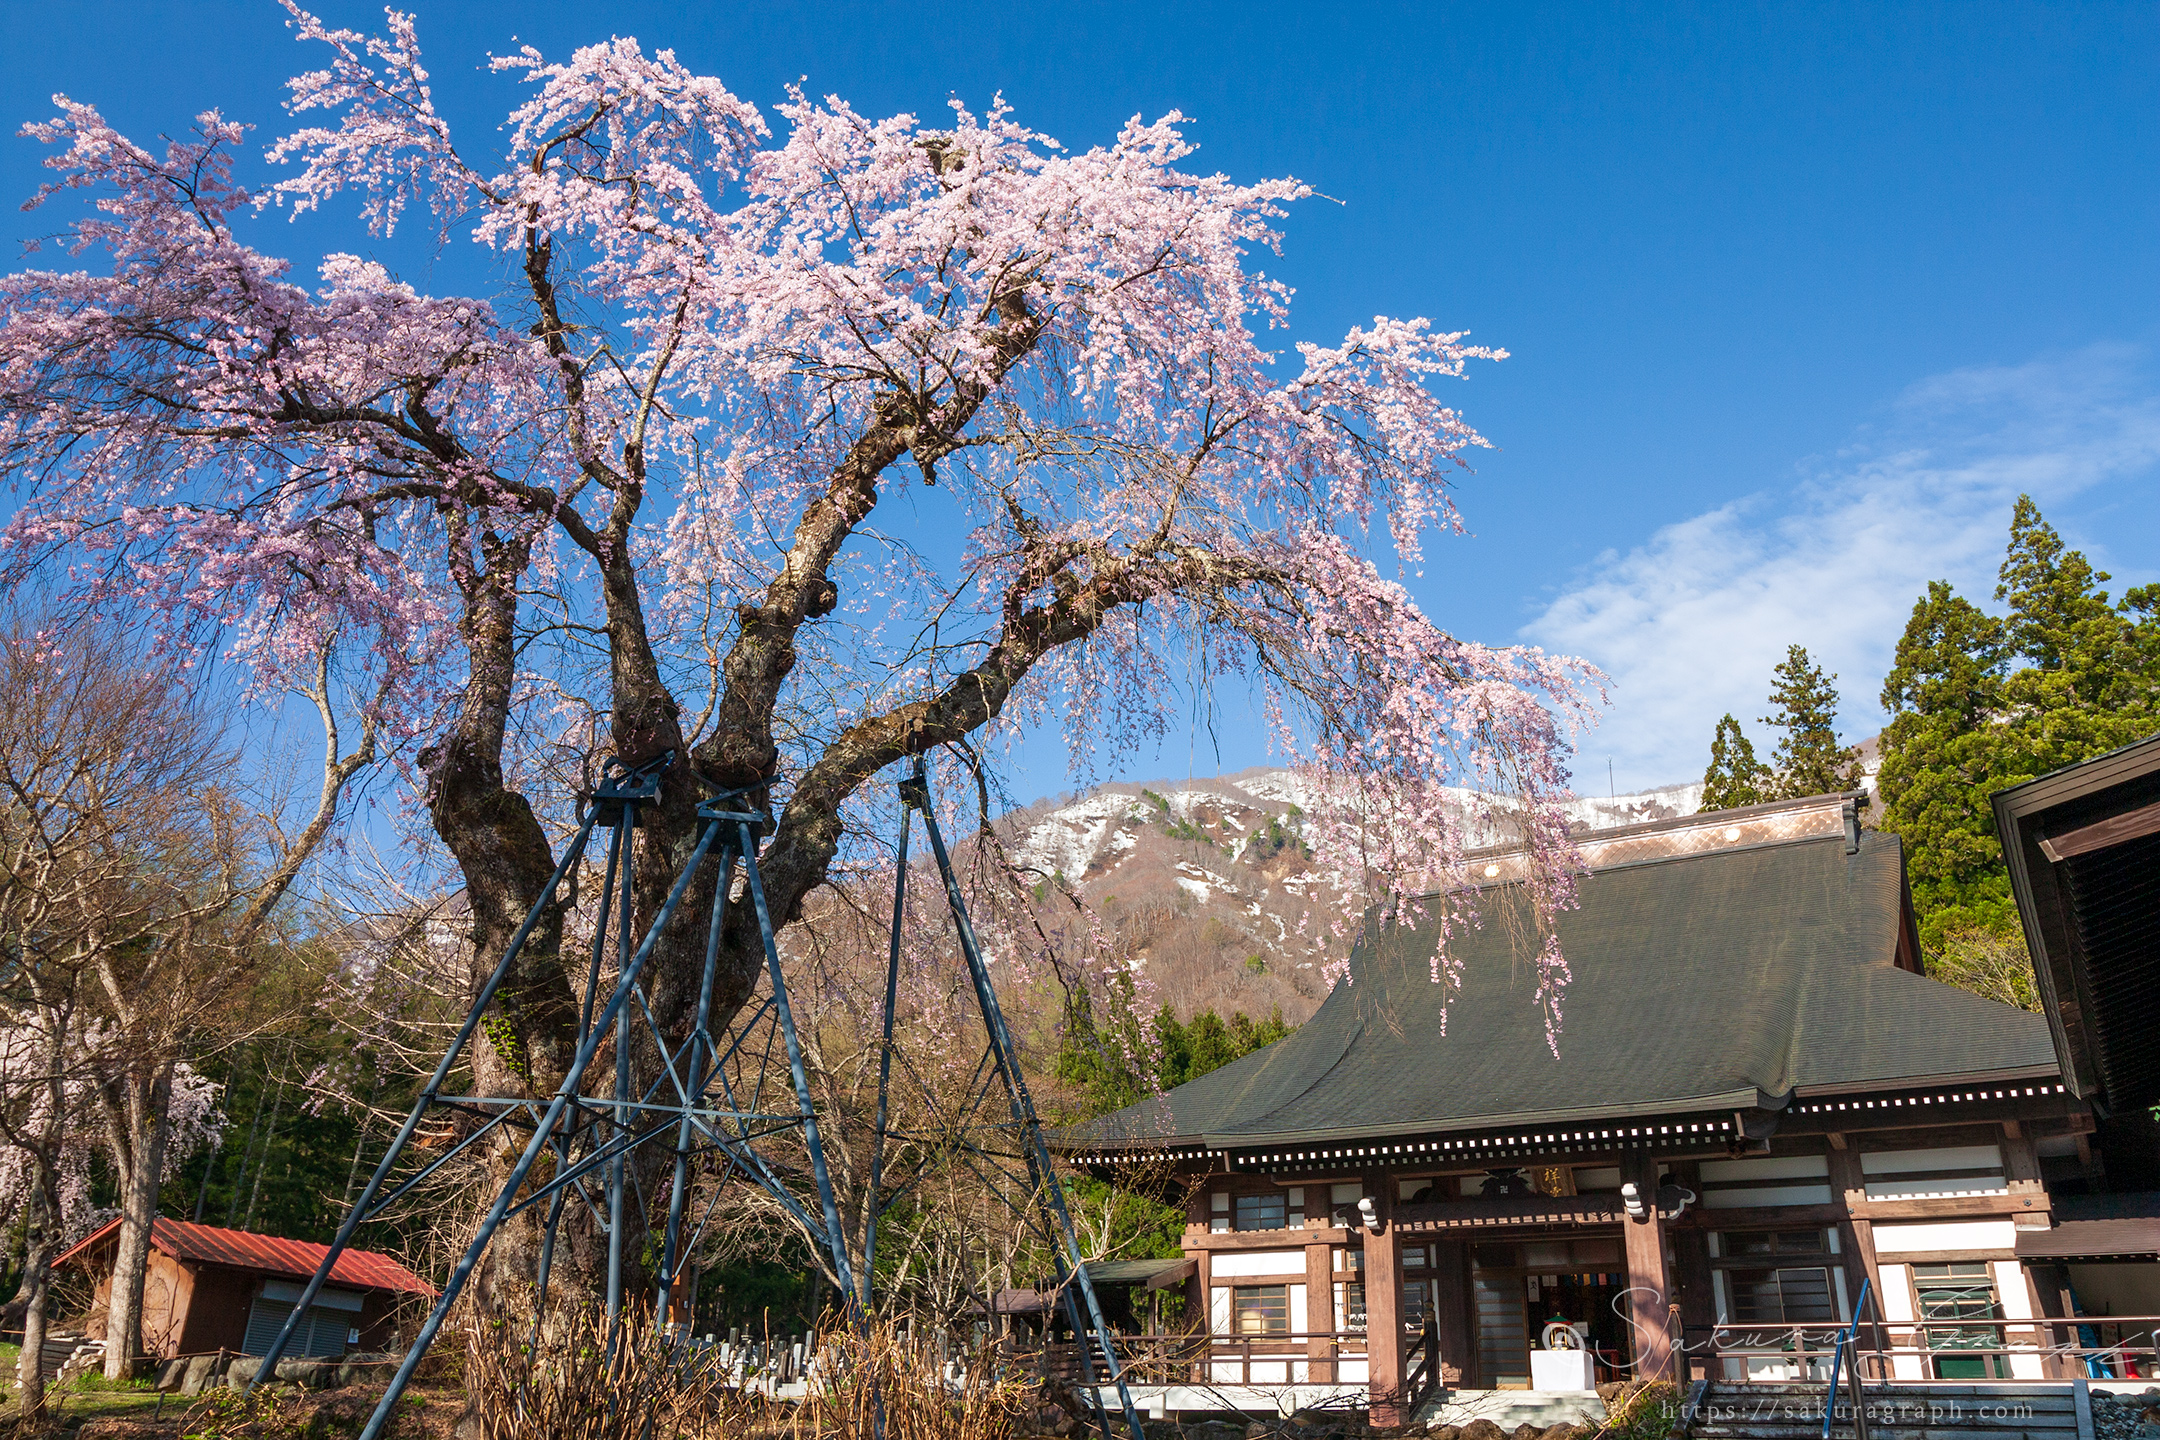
[[1071, 828, 2055, 1152]]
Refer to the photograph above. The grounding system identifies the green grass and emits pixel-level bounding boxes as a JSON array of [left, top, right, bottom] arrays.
[[62, 1368, 159, 1393], [40, 1384, 173, 1424], [0, 1345, 173, 1427]]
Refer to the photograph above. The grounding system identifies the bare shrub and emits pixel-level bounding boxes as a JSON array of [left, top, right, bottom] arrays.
[[464, 1297, 1029, 1440]]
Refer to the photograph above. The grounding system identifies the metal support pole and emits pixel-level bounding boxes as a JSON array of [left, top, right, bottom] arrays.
[[739, 821, 857, 1302], [862, 812, 911, 1301], [350, 814, 718, 1440], [277, 754, 1143, 1440], [245, 802, 611, 1393], [909, 774, 1147, 1440], [605, 812, 638, 1359], [536, 804, 633, 1348], [656, 837, 737, 1327]]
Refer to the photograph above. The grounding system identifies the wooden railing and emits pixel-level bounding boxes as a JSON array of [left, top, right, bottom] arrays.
[[1406, 1315, 1443, 1412], [1024, 1330, 1372, 1386], [1685, 1315, 2160, 1383]]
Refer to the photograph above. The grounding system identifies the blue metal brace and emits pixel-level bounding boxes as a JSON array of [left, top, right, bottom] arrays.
[[244, 756, 857, 1440], [895, 764, 1149, 1440], [245, 752, 1141, 1440]]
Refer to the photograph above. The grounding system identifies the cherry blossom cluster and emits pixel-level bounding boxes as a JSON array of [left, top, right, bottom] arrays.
[[0, 1025, 226, 1244], [0, 5, 1602, 1041]]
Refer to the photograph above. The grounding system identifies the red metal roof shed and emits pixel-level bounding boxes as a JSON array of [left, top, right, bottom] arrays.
[[57, 1217, 434, 1296]]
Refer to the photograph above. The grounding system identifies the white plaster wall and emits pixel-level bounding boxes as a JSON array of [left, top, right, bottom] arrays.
[[1991, 1260, 2045, 1379], [1704, 1184, 1834, 1208], [1870, 1220, 2017, 1253], [1876, 1262, 1926, 1380], [1863, 1145, 2003, 1173], [1211, 1249, 1308, 1278], [1700, 1156, 1832, 1181], [1700, 1155, 1833, 1208], [1863, 1145, 2007, 1199]]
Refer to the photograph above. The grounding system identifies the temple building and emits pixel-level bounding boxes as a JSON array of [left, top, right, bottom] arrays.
[[1068, 772, 2160, 1424]]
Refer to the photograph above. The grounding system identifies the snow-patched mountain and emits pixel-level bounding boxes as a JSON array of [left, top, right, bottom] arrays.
[[999, 767, 1702, 1025]]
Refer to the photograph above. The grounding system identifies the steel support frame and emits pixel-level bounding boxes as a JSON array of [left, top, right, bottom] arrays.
[[246, 755, 1143, 1440]]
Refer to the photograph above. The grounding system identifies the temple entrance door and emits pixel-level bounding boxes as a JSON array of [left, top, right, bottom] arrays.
[[1472, 1261, 1531, 1387], [1532, 1271, 1634, 1383], [1472, 1239, 1633, 1388]]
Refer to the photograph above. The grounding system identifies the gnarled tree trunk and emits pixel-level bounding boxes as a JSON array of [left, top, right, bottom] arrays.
[[99, 1058, 174, 1380]]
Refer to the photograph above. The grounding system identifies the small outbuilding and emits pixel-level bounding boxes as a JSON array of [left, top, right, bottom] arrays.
[[56, 1217, 434, 1360]]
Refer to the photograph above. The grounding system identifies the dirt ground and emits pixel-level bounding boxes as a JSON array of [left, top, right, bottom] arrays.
[[0, 1375, 465, 1439]]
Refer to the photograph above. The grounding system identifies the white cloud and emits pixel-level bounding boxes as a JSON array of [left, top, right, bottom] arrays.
[[1527, 346, 2160, 790]]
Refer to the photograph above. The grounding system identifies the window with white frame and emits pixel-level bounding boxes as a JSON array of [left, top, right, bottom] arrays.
[[1912, 1262, 2007, 1379], [1711, 1229, 1841, 1326], [1233, 1284, 1290, 1335]]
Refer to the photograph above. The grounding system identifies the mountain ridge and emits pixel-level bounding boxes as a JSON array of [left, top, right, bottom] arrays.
[[999, 766, 1706, 1026]]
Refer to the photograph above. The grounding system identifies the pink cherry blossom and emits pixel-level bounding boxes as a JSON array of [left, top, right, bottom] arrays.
[[0, 7, 1603, 1061]]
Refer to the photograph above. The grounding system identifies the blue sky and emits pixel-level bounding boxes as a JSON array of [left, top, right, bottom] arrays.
[[5, 1, 2156, 799]]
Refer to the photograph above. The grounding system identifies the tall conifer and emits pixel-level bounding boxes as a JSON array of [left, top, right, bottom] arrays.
[[1878, 495, 2160, 959], [1877, 581, 2013, 945], [1761, 645, 1861, 798], [1994, 496, 2160, 776], [1700, 713, 1770, 811]]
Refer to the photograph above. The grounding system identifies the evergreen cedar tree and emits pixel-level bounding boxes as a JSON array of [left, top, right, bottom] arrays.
[[1761, 645, 1863, 799], [1702, 498, 2160, 968], [1700, 646, 1858, 813], [1700, 713, 1769, 811], [0, 8, 1600, 1318], [1158, 1006, 1291, 1089], [1055, 985, 1291, 1118], [1877, 496, 2160, 952]]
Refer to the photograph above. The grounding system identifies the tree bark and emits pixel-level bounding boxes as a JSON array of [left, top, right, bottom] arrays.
[[101, 1058, 174, 1379], [6, 1016, 68, 1422], [14, 1161, 60, 1421], [424, 539, 619, 1348]]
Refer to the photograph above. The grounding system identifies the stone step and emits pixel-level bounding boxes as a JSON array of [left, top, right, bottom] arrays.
[[1693, 1415, 2079, 1426], [1697, 1388, 2080, 1410], [1688, 1382, 2085, 1440], [1695, 1429, 2070, 1440], [1707, 1386, 2079, 1400]]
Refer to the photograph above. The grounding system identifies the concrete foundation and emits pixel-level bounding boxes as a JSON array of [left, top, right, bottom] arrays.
[[1419, 1389, 1612, 1428]]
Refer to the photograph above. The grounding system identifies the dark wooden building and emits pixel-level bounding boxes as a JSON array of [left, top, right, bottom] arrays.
[[56, 1217, 434, 1360], [1070, 788, 2160, 1422]]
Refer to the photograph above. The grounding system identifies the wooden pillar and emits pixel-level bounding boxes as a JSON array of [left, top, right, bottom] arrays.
[[1671, 1224, 1716, 1372], [1363, 1171, 1407, 1425], [1669, 1162, 1715, 1347], [1432, 1238, 1472, 1388], [1306, 1240, 1336, 1381], [2001, 1128, 2055, 1381], [1185, 1180, 1213, 1353], [2028, 1260, 2076, 1379], [1622, 1151, 1674, 1383], [1828, 1137, 1887, 1367]]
